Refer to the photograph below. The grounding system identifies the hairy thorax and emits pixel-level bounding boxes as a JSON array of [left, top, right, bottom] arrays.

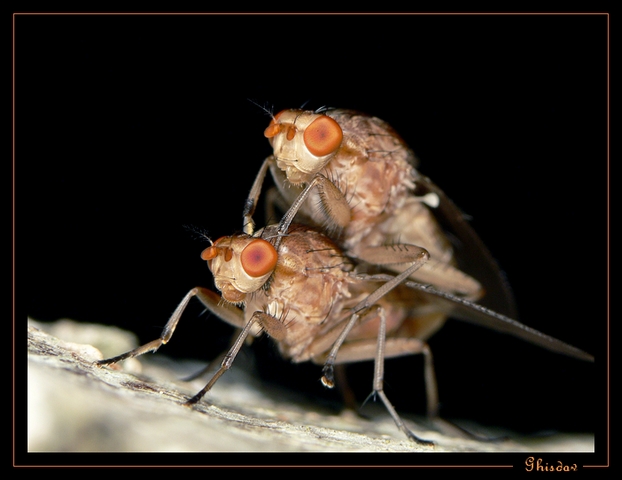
[[244, 226, 356, 361]]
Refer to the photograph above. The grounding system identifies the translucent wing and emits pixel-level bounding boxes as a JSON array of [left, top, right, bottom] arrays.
[[414, 175, 519, 319], [364, 273, 592, 362]]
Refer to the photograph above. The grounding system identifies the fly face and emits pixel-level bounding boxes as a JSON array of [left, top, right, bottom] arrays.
[[201, 235, 277, 304], [264, 109, 343, 184]]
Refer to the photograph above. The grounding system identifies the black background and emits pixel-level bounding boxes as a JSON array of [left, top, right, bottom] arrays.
[[18, 13, 607, 441]]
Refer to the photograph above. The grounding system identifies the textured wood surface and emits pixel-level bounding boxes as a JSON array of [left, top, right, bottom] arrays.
[[27, 319, 594, 457]]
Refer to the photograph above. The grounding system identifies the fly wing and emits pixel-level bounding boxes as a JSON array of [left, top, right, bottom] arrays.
[[396, 278, 593, 362], [357, 272, 592, 362], [414, 175, 518, 319]]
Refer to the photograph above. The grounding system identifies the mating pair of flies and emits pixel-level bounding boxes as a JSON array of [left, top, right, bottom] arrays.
[[98, 107, 594, 445]]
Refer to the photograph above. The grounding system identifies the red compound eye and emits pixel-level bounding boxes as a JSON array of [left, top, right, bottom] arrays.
[[303, 115, 343, 156], [240, 239, 277, 277]]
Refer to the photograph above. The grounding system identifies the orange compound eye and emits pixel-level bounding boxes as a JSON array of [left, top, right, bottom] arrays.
[[240, 239, 278, 277], [303, 115, 343, 157]]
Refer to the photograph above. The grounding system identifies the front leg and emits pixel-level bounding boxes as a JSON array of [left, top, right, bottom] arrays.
[[96, 287, 247, 367], [185, 310, 287, 405], [275, 173, 351, 250], [243, 156, 275, 235]]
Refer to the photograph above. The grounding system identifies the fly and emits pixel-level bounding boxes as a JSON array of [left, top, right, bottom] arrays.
[[243, 107, 518, 319], [97, 221, 593, 445]]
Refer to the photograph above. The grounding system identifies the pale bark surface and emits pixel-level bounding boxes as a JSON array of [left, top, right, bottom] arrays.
[[27, 319, 594, 455]]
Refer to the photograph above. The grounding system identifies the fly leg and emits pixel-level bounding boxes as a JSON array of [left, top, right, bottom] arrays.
[[96, 287, 248, 367], [324, 337, 440, 419], [274, 172, 351, 250], [352, 241, 483, 300], [243, 156, 275, 235], [243, 157, 328, 235], [318, 305, 435, 445], [320, 246, 430, 389], [372, 307, 434, 445], [264, 187, 287, 226], [184, 311, 287, 405], [180, 328, 244, 382]]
